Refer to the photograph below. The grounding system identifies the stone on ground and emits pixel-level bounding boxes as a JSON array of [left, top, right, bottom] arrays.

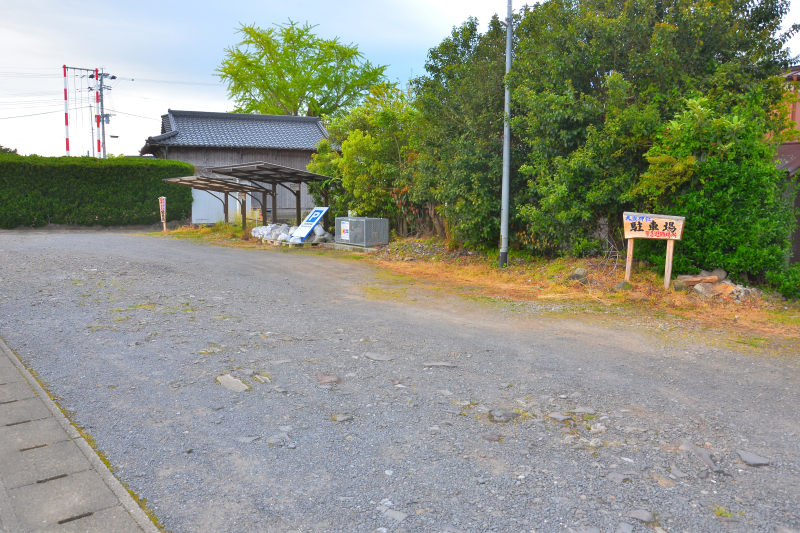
[[736, 449, 770, 466], [614, 281, 633, 291], [489, 410, 520, 423], [624, 509, 655, 523], [317, 372, 340, 384], [216, 374, 249, 392]]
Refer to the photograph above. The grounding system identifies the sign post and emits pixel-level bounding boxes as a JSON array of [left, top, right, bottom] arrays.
[[291, 207, 329, 242], [158, 197, 167, 232], [623, 212, 685, 290]]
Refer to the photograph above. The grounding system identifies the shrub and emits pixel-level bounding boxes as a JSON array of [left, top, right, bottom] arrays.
[[0, 154, 194, 228]]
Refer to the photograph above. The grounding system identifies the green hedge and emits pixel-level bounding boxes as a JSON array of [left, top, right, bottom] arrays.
[[0, 154, 194, 229]]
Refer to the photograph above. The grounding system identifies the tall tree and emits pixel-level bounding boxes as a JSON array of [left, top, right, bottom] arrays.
[[217, 20, 388, 117]]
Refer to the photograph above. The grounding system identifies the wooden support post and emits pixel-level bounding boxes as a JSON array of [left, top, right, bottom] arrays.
[[295, 184, 302, 226], [261, 191, 267, 226], [664, 239, 675, 290], [624, 238, 634, 283], [271, 183, 277, 224], [224, 193, 229, 224], [241, 195, 247, 233]]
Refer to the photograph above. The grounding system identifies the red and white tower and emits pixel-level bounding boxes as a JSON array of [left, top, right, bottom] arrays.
[[95, 69, 101, 156], [63, 65, 70, 156]]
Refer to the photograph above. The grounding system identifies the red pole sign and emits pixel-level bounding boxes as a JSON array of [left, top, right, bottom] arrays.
[[159, 197, 167, 232]]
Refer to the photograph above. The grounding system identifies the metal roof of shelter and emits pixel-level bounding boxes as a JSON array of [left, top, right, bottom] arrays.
[[204, 161, 329, 185], [164, 175, 268, 194]]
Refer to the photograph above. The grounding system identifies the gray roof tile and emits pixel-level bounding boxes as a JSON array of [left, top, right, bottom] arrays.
[[145, 110, 327, 150]]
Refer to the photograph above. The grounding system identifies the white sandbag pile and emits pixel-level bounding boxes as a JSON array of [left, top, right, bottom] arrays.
[[251, 223, 334, 244]]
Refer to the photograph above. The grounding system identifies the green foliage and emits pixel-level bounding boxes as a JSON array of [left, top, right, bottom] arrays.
[[633, 94, 797, 282], [0, 145, 17, 155], [512, 0, 797, 255], [767, 263, 800, 299], [217, 20, 388, 117], [0, 155, 194, 229], [412, 16, 526, 248], [308, 84, 424, 235]]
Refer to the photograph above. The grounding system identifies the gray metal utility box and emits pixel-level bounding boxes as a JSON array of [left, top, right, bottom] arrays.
[[335, 217, 389, 247]]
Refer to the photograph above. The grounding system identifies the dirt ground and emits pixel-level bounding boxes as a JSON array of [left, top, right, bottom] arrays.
[[0, 230, 798, 533]]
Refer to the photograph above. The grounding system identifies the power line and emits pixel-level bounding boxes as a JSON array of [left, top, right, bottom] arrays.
[[0, 108, 89, 120], [117, 78, 222, 86]]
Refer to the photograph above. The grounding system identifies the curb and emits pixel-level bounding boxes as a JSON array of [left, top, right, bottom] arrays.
[[0, 336, 160, 533]]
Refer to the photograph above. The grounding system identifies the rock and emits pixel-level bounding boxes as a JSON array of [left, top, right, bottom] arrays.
[[265, 433, 290, 445], [423, 362, 456, 368], [317, 372, 340, 384], [474, 404, 491, 413], [236, 436, 261, 444], [606, 473, 630, 484], [711, 268, 728, 281], [567, 268, 589, 283], [489, 410, 520, 423], [680, 440, 722, 472], [384, 509, 408, 522], [569, 407, 596, 415], [670, 464, 688, 478], [549, 413, 571, 422], [481, 434, 501, 442], [499, 382, 512, 389], [616, 524, 634, 533], [590, 423, 607, 434], [672, 280, 688, 291], [576, 528, 600, 533], [624, 509, 655, 523], [436, 389, 453, 396], [694, 281, 735, 298], [774, 526, 800, 533], [217, 374, 249, 392], [693, 282, 714, 297], [613, 281, 633, 291], [332, 414, 353, 422], [364, 352, 393, 361], [736, 449, 770, 466]]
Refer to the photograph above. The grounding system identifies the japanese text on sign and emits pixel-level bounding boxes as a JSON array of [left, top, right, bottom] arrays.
[[623, 212, 684, 240]]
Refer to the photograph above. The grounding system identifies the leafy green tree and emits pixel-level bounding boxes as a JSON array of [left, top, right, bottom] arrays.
[[0, 145, 17, 155], [632, 90, 797, 282], [511, 0, 798, 255], [308, 84, 422, 235], [411, 16, 527, 247], [217, 20, 388, 117]]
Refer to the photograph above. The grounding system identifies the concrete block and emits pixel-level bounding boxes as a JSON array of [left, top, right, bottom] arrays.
[[0, 417, 69, 451], [0, 380, 37, 403], [39, 504, 143, 533], [0, 439, 90, 489], [0, 397, 51, 426], [0, 355, 24, 383], [9, 469, 118, 531]]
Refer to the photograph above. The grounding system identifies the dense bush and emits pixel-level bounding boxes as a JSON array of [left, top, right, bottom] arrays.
[[633, 94, 797, 282], [0, 154, 194, 229]]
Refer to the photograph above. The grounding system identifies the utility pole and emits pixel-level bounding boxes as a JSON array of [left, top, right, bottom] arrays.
[[499, 0, 513, 268]]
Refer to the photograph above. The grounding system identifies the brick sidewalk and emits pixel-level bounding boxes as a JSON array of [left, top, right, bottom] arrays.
[[0, 338, 158, 533]]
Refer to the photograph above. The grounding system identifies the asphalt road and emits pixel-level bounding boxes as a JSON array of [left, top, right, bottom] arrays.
[[0, 231, 797, 533]]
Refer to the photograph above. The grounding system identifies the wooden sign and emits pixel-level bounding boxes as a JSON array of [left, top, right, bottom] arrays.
[[623, 212, 685, 240], [622, 212, 686, 290]]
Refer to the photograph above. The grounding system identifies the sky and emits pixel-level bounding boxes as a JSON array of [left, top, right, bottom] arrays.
[[1, 0, 799, 157]]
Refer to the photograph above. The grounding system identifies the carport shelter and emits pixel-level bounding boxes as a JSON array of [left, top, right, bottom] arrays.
[[164, 161, 330, 232]]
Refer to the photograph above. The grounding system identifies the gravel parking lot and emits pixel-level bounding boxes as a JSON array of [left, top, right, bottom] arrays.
[[0, 231, 798, 533]]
